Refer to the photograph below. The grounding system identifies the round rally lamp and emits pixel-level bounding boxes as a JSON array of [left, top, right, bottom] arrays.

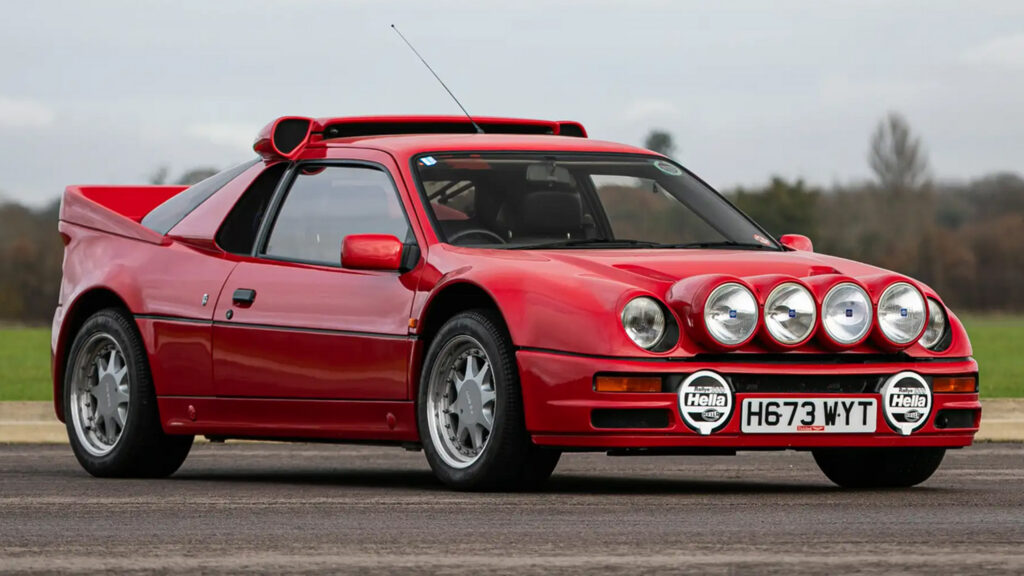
[[876, 282, 927, 345], [703, 283, 758, 346], [918, 297, 948, 350], [621, 297, 666, 350], [763, 282, 816, 345], [821, 282, 872, 345]]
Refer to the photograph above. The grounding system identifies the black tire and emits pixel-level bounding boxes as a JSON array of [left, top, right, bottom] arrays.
[[417, 309, 560, 491], [812, 447, 946, 488], [64, 308, 193, 478]]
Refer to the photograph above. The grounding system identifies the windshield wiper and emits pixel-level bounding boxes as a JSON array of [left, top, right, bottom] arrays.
[[519, 238, 665, 250], [661, 240, 777, 250]]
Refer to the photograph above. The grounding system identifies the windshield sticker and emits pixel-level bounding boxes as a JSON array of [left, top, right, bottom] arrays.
[[753, 234, 772, 246], [653, 160, 683, 176], [419, 156, 438, 167]]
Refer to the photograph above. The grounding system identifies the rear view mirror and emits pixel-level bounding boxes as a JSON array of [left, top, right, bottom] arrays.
[[341, 234, 405, 271], [779, 234, 813, 252], [526, 163, 573, 185]]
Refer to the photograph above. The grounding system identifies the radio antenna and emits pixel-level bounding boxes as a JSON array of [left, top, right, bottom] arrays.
[[391, 24, 484, 134]]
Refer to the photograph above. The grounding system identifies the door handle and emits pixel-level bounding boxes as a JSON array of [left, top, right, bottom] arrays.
[[232, 288, 257, 306]]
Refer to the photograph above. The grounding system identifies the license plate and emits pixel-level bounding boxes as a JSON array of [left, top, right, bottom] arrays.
[[741, 398, 877, 433]]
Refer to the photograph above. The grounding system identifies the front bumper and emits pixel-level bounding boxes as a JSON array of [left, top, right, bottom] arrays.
[[517, 349, 981, 450]]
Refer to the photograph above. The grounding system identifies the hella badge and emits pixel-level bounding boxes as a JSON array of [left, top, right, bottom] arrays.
[[678, 370, 734, 435], [880, 371, 932, 436]]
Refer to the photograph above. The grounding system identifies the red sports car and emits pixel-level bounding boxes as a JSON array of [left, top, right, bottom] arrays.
[[52, 115, 980, 490]]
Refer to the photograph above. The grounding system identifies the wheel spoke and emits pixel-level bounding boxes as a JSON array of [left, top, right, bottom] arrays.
[[476, 361, 490, 386], [479, 386, 496, 409], [456, 419, 470, 448], [464, 355, 479, 381], [114, 366, 128, 386], [115, 385, 130, 406], [104, 414, 118, 438], [470, 425, 484, 451], [114, 406, 127, 430]]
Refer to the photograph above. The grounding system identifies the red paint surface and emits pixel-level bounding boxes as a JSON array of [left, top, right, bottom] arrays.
[[51, 117, 979, 451], [211, 260, 415, 399], [779, 233, 814, 252]]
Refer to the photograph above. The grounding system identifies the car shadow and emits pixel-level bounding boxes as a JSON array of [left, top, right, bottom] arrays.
[[165, 467, 897, 495]]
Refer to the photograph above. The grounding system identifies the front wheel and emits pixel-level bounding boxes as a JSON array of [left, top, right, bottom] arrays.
[[812, 447, 946, 488], [64, 308, 193, 478], [418, 309, 560, 491]]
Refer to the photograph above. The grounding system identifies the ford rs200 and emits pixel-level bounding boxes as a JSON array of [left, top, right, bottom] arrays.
[[52, 115, 980, 490]]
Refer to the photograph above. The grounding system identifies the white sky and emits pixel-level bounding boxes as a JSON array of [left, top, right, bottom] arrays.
[[1, 0, 1022, 205]]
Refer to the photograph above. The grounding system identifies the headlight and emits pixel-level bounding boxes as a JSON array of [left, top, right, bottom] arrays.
[[704, 283, 758, 346], [621, 297, 666, 349], [877, 282, 927, 345], [822, 282, 872, 345], [764, 282, 816, 345], [918, 297, 948, 349]]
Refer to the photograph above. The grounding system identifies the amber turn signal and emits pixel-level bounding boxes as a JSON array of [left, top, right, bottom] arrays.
[[595, 376, 662, 393], [932, 376, 977, 393]]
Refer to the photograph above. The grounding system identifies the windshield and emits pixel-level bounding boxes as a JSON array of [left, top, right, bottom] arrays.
[[414, 153, 778, 250]]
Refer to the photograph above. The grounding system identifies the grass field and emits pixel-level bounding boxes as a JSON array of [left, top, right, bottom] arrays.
[[959, 314, 1024, 398], [0, 328, 52, 401], [0, 317, 1021, 400]]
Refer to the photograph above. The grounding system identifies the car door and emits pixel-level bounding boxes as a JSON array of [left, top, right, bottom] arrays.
[[212, 157, 420, 400]]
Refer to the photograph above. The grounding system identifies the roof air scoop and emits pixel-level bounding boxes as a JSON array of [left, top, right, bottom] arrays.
[[253, 116, 314, 161]]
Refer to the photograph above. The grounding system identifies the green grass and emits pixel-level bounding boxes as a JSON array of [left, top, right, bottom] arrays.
[[0, 317, 1021, 401], [0, 327, 52, 401], [960, 315, 1024, 398]]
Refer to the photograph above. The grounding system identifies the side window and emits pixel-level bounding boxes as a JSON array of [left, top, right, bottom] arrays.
[[263, 165, 411, 265], [216, 163, 288, 255]]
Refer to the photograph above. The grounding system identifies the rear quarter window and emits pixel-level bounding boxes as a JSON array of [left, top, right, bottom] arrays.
[[141, 159, 259, 235]]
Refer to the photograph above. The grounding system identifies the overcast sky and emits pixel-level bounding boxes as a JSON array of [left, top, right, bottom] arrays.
[[1, 0, 1022, 205]]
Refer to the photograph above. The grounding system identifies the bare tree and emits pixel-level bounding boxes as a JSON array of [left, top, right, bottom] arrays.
[[644, 129, 676, 157], [869, 112, 929, 191], [148, 166, 169, 185]]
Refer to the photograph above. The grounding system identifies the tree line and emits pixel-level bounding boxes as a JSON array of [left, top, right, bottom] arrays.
[[647, 113, 1023, 312], [0, 117, 1020, 324]]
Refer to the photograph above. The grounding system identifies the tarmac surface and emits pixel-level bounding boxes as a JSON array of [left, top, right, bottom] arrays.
[[0, 442, 1022, 575]]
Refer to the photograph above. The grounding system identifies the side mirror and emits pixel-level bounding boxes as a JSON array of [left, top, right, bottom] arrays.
[[779, 234, 813, 252], [341, 234, 412, 271]]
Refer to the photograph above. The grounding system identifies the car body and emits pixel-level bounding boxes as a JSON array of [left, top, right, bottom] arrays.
[[52, 115, 980, 489]]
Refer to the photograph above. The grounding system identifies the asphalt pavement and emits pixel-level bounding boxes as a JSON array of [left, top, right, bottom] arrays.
[[1, 442, 1022, 575]]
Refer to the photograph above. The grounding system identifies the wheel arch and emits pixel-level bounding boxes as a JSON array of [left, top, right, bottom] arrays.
[[418, 281, 511, 345], [53, 287, 133, 421], [412, 281, 513, 398]]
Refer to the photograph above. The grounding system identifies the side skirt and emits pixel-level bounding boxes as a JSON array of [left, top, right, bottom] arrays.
[[158, 397, 419, 442]]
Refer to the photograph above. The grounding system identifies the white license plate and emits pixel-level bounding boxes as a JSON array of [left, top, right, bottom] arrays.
[[741, 398, 877, 433]]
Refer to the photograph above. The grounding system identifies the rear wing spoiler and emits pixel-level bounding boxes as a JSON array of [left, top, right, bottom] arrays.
[[59, 185, 187, 244]]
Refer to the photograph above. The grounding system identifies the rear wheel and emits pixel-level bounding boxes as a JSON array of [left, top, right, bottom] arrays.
[[418, 309, 560, 491], [64, 308, 193, 478], [812, 447, 946, 488]]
